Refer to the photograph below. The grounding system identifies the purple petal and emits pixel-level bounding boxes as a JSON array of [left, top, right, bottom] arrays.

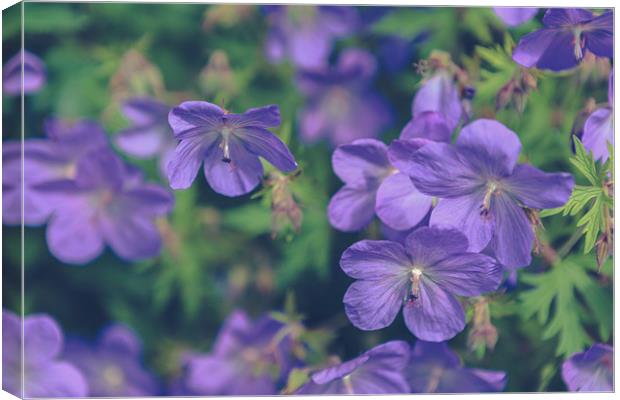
[[289, 27, 332, 69], [410, 340, 460, 368], [226, 104, 281, 129], [74, 150, 126, 191], [512, 28, 580, 71], [400, 113, 452, 143], [456, 119, 521, 175], [489, 193, 534, 269], [387, 138, 432, 172], [340, 239, 410, 279], [337, 48, 377, 80], [467, 369, 508, 392], [2, 50, 46, 95], [376, 173, 432, 231], [298, 104, 329, 143], [121, 184, 174, 216], [168, 101, 225, 138], [493, 7, 538, 27], [582, 107, 613, 162], [24, 314, 62, 364], [430, 193, 494, 253], [404, 226, 469, 265], [330, 92, 393, 146], [584, 12, 613, 59], [505, 164, 574, 209], [46, 208, 104, 264], [115, 125, 169, 158], [203, 139, 263, 196], [542, 8, 593, 26], [413, 72, 462, 132], [403, 278, 465, 341], [100, 214, 162, 261], [185, 356, 237, 395], [166, 136, 212, 190], [562, 343, 613, 392], [122, 97, 169, 125], [332, 139, 391, 186], [2, 310, 20, 364], [344, 277, 408, 331], [327, 186, 376, 232], [211, 310, 253, 355], [237, 126, 297, 172], [100, 325, 142, 356], [425, 253, 502, 297], [25, 361, 88, 398]]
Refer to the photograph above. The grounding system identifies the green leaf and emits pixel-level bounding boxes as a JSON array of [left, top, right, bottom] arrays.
[[222, 203, 272, 235], [571, 137, 601, 186]]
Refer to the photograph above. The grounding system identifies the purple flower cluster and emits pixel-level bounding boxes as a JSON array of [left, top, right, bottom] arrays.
[[582, 72, 614, 161], [512, 8, 612, 71]]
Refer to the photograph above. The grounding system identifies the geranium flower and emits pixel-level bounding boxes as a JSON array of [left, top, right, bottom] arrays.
[[2, 50, 46, 95], [264, 5, 359, 69], [2, 310, 88, 397], [395, 119, 574, 269], [63, 324, 159, 396], [166, 102, 297, 196], [400, 70, 462, 143], [341, 226, 502, 341], [296, 341, 410, 394], [512, 8, 613, 71], [297, 48, 393, 146], [181, 310, 294, 395], [2, 118, 108, 225], [493, 7, 538, 27], [327, 138, 432, 232], [562, 343, 613, 392], [582, 72, 613, 161], [114, 97, 176, 174], [36, 149, 173, 264], [407, 341, 507, 393]]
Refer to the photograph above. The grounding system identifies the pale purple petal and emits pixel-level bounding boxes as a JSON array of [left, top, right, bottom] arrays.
[[512, 28, 580, 71], [344, 277, 409, 331], [166, 136, 211, 190], [542, 8, 593, 26], [25, 362, 88, 398], [327, 186, 376, 232], [203, 139, 263, 196], [489, 193, 534, 268], [100, 325, 142, 356], [404, 226, 469, 265], [185, 356, 238, 395], [100, 214, 162, 261], [237, 126, 297, 172], [46, 208, 104, 265], [332, 138, 391, 186], [168, 101, 225, 139], [424, 253, 502, 297], [120, 184, 174, 216], [562, 344, 613, 392], [24, 315, 62, 364], [493, 7, 538, 27], [582, 107, 613, 162], [413, 72, 462, 132], [115, 125, 168, 158], [376, 172, 432, 231], [2, 50, 46, 95], [122, 97, 169, 125], [505, 164, 574, 209], [226, 105, 281, 129], [400, 112, 452, 143], [340, 239, 410, 279]]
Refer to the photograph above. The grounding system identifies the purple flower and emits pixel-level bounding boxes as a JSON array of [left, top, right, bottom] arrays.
[[166, 102, 297, 196], [2, 50, 46, 95], [327, 138, 432, 232], [36, 149, 173, 264], [264, 5, 359, 69], [63, 324, 159, 396], [512, 9, 613, 71], [583, 72, 613, 161], [400, 71, 462, 142], [114, 97, 176, 174], [407, 341, 507, 393], [296, 341, 410, 394], [562, 343, 613, 392], [181, 310, 295, 395], [395, 119, 574, 269], [297, 48, 393, 146], [341, 226, 502, 341], [2, 118, 108, 226], [2, 310, 88, 397], [493, 7, 538, 27]]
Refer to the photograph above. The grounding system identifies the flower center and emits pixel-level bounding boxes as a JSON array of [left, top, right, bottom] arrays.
[[342, 374, 355, 394], [572, 26, 586, 60], [102, 365, 125, 390], [405, 268, 423, 306], [220, 127, 233, 163], [479, 181, 501, 217]]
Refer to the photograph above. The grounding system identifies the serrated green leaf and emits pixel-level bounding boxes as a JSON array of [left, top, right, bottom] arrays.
[[571, 137, 601, 186]]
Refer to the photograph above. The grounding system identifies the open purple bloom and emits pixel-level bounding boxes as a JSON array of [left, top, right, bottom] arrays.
[[63, 324, 159, 396], [2, 50, 46, 95], [2, 310, 88, 398], [297, 48, 393, 146], [2, 118, 108, 226], [583, 72, 613, 161], [327, 138, 432, 232], [407, 341, 507, 393], [395, 119, 574, 269], [181, 310, 294, 396], [264, 5, 359, 69], [493, 7, 538, 27], [114, 97, 176, 175], [341, 226, 502, 341], [562, 343, 613, 392], [166, 102, 297, 196], [296, 341, 410, 394], [401, 71, 462, 142], [35, 149, 173, 264], [512, 9, 613, 71]]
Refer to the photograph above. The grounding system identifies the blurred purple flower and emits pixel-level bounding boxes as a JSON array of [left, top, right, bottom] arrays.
[[35, 149, 173, 264], [2, 50, 46, 95], [407, 341, 507, 393], [396, 119, 574, 269], [562, 343, 613, 392], [583, 72, 613, 161], [166, 102, 297, 196], [63, 324, 159, 396], [341, 226, 502, 341], [296, 341, 410, 394], [327, 138, 432, 232], [264, 5, 359, 69], [114, 97, 176, 175], [512, 9, 613, 71], [2, 310, 88, 398], [401, 71, 462, 142], [493, 7, 538, 27], [297, 48, 393, 146], [2, 118, 108, 226], [181, 310, 294, 395]]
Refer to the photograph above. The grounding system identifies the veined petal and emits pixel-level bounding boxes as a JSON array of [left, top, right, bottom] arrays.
[[562, 344, 613, 392], [400, 113, 452, 143], [403, 278, 465, 341], [166, 135, 213, 190], [121, 184, 174, 216], [100, 214, 163, 261], [404, 226, 469, 266], [46, 208, 104, 265], [425, 253, 502, 297], [505, 164, 574, 209], [340, 239, 411, 279], [376, 173, 432, 231], [168, 101, 225, 138], [542, 8, 593, 26], [115, 125, 168, 158], [203, 139, 263, 197], [237, 126, 297, 172], [327, 185, 376, 232], [582, 107, 613, 162], [413, 72, 462, 132], [226, 104, 281, 128], [387, 138, 432, 172], [344, 277, 409, 330], [584, 11, 613, 59], [122, 97, 169, 125], [512, 28, 579, 71], [489, 193, 534, 268], [332, 139, 391, 186]]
